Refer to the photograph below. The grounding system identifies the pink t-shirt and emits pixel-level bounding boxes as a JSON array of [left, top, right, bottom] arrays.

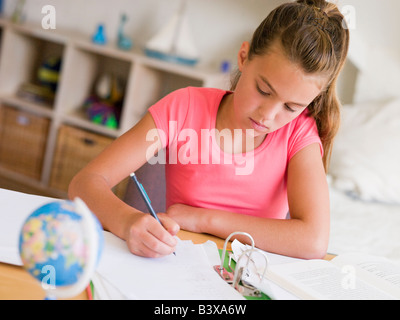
[[149, 87, 322, 219]]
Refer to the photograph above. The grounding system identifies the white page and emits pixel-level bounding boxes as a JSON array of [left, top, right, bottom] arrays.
[[331, 252, 400, 298], [231, 239, 303, 267], [96, 231, 244, 300], [267, 259, 395, 300], [92, 240, 223, 300], [231, 239, 302, 300], [92, 272, 129, 300]]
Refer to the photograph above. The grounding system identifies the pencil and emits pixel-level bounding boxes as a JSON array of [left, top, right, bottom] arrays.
[[129, 172, 176, 256]]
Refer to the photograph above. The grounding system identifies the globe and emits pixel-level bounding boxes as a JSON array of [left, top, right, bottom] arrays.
[[18, 198, 103, 299]]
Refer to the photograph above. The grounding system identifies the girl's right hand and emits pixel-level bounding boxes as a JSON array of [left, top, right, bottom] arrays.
[[124, 212, 180, 258]]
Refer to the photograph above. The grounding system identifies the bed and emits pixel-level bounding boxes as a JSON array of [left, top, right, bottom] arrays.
[[327, 97, 400, 265]]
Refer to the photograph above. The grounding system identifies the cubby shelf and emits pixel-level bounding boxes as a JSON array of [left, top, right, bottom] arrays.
[[0, 18, 229, 198]]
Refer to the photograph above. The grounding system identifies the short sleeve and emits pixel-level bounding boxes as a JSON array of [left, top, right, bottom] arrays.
[[287, 112, 323, 161], [148, 88, 190, 149]]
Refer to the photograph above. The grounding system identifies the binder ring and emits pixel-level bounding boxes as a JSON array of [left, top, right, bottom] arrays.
[[215, 231, 255, 277], [232, 248, 269, 288]]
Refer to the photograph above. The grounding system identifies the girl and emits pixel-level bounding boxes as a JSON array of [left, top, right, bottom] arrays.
[[69, 0, 349, 259]]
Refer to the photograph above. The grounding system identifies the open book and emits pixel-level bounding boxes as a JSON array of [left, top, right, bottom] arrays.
[[266, 253, 400, 300]]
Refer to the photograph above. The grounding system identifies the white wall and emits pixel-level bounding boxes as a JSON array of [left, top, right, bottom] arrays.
[[336, 0, 400, 103], [4, 0, 400, 103], [3, 0, 284, 69]]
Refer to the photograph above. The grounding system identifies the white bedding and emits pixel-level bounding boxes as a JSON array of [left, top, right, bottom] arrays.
[[329, 98, 400, 204], [327, 97, 400, 266], [328, 186, 400, 265]]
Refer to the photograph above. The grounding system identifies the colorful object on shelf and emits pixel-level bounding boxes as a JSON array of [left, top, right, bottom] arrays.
[[18, 198, 104, 300], [84, 96, 121, 129], [95, 73, 123, 104], [83, 73, 123, 129], [92, 24, 107, 45], [117, 14, 133, 51], [144, 0, 199, 66], [17, 56, 62, 106], [38, 56, 62, 92]]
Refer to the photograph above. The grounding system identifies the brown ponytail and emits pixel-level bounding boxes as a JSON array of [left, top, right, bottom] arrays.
[[231, 0, 350, 171]]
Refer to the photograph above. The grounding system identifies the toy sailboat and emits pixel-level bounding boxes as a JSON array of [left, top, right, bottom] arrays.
[[144, 0, 199, 66]]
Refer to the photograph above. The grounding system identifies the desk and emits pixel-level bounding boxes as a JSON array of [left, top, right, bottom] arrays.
[[0, 229, 334, 300], [0, 263, 88, 300], [178, 230, 229, 249], [0, 230, 227, 300]]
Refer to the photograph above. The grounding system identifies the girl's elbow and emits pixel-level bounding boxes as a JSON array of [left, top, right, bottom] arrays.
[[68, 171, 86, 199], [307, 244, 328, 260], [302, 236, 329, 260]]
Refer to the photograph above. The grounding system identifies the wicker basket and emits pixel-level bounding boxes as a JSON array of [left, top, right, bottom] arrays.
[[0, 105, 50, 180], [50, 125, 115, 192]]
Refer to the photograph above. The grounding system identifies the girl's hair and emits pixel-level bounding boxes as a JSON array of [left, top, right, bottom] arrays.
[[231, 0, 350, 172]]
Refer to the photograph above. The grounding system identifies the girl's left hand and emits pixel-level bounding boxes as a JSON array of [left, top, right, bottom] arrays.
[[166, 203, 206, 234]]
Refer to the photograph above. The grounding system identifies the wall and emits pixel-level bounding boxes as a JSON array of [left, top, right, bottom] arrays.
[[336, 0, 400, 103], [4, 0, 400, 103], [3, 0, 283, 69]]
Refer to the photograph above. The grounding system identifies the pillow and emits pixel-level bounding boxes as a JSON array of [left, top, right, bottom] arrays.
[[352, 45, 400, 104], [329, 98, 400, 204]]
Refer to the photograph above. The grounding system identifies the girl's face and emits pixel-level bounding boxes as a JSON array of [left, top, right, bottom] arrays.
[[232, 41, 325, 138]]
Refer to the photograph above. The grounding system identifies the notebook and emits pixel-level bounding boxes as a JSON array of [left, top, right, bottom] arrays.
[[93, 231, 244, 300]]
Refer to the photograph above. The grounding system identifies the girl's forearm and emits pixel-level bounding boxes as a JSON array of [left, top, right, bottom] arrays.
[[199, 207, 328, 260], [68, 172, 141, 241]]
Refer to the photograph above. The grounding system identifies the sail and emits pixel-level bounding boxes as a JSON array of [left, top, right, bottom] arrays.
[[145, 1, 199, 66], [174, 14, 199, 60], [145, 12, 180, 54]]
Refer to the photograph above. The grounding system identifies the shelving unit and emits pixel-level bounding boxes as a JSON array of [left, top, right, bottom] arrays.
[[0, 18, 229, 198]]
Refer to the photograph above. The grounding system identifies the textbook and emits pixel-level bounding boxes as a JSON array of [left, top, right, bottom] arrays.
[[264, 252, 400, 300]]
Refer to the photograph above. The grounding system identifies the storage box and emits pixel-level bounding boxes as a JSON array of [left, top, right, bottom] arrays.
[[0, 105, 50, 180], [50, 125, 115, 192]]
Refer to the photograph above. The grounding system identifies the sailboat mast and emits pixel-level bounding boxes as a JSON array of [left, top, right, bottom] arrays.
[[170, 0, 187, 56]]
